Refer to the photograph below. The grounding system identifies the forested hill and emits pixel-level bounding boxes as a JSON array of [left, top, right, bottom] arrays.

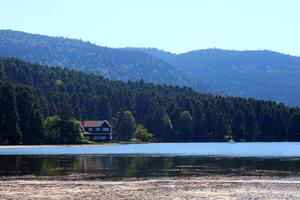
[[1, 57, 300, 142], [2, 30, 300, 106], [0, 30, 211, 91], [127, 48, 300, 106]]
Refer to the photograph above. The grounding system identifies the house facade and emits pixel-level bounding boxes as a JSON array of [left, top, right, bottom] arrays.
[[80, 120, 112, 142]]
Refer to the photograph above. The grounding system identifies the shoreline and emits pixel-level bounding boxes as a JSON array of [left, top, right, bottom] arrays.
[[0, 141, 298, 148], [1, 176, 300, 199], [0, 143, 120, 148]]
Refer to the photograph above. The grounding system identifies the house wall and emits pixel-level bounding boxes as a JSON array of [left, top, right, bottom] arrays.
[[84, 126, 111, 134], [85, 134, 111, 142]]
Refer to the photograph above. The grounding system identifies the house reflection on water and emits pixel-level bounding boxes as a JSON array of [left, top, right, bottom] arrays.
[[79, 156, 113, 174]]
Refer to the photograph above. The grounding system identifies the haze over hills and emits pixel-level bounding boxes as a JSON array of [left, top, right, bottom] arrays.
[[1, 30, 300, 106], [127, 48, 300, 106], [0, 30, 213, 92]]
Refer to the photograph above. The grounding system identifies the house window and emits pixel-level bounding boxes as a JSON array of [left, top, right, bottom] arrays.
[[88, 128, 93, 132], [102, 127, 110, 132], [96, 128, 101, 132]]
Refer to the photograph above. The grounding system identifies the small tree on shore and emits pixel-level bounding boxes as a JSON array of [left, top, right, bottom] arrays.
[[44, 115, 83, 144], [131, 124, 153, 143]]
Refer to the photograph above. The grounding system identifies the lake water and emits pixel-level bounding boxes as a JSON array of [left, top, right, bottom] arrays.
[[0, 143, 300, 179], [0, 142, 300, 157]]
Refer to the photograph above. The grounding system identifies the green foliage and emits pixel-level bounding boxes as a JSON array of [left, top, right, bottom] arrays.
[[1, 57, 300, 143], [0, 30, 188, 88], [44, 116, 82, 144], [0, 81, 21, 144], [15, 86, 45, 144], [132, 124, 153, 143], [55, 79, 63, 86], [163, 114, 173, 130], [114, 111, 136, 141], [179, 111, 192, 141], [288, 111, 300, 141], [162, 114, 173, 141], [1, 30, 300, 106], [59, 100, 73, 120], [44, 115, 60, 142]]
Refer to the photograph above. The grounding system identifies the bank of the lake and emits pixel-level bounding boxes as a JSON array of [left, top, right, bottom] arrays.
[[1, 176, 300, 200], [1, 143, 300, 199]]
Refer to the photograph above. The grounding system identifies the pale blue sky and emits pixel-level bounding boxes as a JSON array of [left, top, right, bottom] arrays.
[[1, 0, 300, 55]]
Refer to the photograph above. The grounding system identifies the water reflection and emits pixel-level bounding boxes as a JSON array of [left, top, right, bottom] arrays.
[[0, 156, 300, 178]]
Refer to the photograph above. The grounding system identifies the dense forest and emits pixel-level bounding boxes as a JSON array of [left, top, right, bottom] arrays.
[[0, 57, 300, 144], [1, 31, 300, 106], [127, 48, 300, 106], [0, 30, 213, 91], [0, 80, 82, 145]]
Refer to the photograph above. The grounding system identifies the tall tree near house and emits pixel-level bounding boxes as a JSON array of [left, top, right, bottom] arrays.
[[60, 99, 73, 121], [114, 111, 136, 141], [44, 115, 82, 144], [15, 86, 45, 144], [97, 96, 112, 120], [0, 81, 21, 144]]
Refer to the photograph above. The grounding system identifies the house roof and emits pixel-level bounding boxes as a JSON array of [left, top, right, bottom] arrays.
[[81, 120, 112, 128]]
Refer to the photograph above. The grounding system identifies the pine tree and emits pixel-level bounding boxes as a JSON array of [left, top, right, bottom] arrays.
[[162, 114, 173, 141], [98, 96, 112, 120], [0, 82, 21, 144], [114, 111, 136, 141], [288, 111, 300, 141], [179, 111, 193, 141]]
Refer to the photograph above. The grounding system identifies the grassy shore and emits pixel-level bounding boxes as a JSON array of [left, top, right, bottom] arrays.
[[1, 176, 300, 199]]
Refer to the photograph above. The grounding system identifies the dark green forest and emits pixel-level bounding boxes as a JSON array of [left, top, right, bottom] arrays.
[[127, 48, 300, 106], [0, 57, 300, 144]]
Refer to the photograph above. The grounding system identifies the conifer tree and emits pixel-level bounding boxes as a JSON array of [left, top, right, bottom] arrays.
[[15, 86, 45, 144], [0, 81, 21, 144]]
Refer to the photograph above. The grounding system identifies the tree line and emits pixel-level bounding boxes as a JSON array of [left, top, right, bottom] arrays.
[[0, 81, 82, 144], [0, 57, 300, 144]]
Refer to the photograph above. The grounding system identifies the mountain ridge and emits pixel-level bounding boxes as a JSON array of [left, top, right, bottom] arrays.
[[1, 30, 300, 106], [0, 30, 214, 92], [128, 47, 300, 106]]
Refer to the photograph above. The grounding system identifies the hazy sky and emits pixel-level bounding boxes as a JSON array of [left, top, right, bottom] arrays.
[[1, 0, 300, 55]]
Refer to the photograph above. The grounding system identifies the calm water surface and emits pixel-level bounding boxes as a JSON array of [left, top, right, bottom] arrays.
[[0, 143, 299, 179], [0, 142, 299, 157]]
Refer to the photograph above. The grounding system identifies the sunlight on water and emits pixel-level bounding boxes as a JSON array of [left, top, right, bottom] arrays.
[[0, 143, 299, 157]]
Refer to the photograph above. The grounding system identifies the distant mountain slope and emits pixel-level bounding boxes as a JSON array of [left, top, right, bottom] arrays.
[[129, 48, 300, 106], [2, 30, 300, 105], [0, 30, 203, 90]]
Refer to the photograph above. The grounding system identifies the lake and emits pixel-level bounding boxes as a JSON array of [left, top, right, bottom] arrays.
[[1, 142, 300, 157], [0, 143, 300, 178]]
